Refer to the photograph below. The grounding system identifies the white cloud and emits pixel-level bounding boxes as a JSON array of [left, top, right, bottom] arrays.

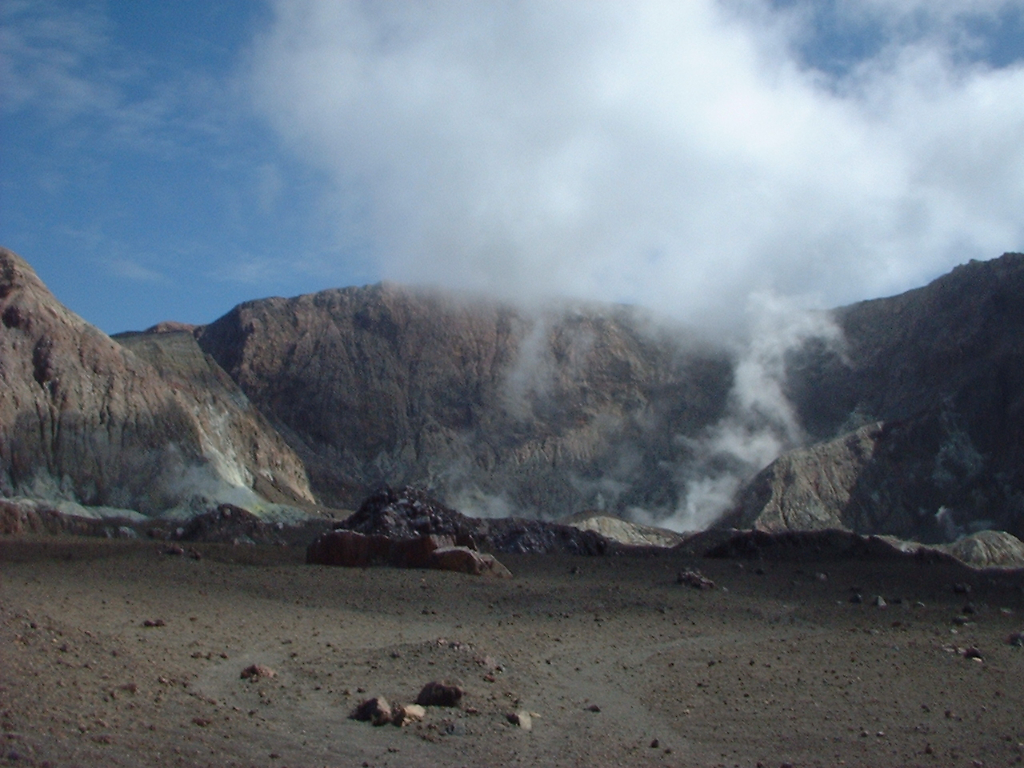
[[250, 0, 1024, 331]]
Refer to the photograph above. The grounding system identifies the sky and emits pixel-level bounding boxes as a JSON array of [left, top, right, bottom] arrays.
[[2, 0, 1023, 335]]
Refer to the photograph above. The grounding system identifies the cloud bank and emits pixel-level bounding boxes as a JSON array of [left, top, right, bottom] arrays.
[[250, 0, 1024, 331]]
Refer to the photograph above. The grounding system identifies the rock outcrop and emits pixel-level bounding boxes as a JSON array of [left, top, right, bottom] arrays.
[[0, 247, 314, 518], [195, 282, 732, 514], [565, 512, 686, 547], [943, 530, 1024, 568], [733, 253, 1024, 541]]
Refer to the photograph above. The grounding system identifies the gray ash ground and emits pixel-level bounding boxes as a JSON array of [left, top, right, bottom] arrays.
[[2, 537, 1024, 767]]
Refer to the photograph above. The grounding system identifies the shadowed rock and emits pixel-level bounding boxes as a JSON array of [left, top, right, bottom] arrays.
[[415, 681, 464, 708]]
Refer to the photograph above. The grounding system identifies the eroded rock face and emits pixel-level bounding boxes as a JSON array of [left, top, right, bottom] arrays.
[[0, 247, 313, 517], [195, 283, 732, 514], [738, 252, 1024, 541]]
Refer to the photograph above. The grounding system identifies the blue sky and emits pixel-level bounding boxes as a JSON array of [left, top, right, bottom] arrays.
[[2, 1, 1023, 334]]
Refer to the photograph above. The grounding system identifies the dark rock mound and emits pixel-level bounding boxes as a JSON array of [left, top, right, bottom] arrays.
[[702, 529, 960, 565], [168, 504, 330, 546], [336, 487, 610, 555], [339, 487, 482, 544], [171, 504, 283, 545]]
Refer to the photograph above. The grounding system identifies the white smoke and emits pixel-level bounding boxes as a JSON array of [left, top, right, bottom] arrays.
[[642, 293, 843, 531]]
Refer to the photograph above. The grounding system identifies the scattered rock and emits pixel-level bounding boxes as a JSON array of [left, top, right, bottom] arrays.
[[350, 697, 392, 726], [415, 681, 464, 708], [676, 570, 715, 590], [390, 703, 426, 727], [240, 664, 277, 681], [507, 711, 532, 731]]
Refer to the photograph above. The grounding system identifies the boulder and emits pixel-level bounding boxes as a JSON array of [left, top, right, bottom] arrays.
[[305, 530, 455, 568], [350, 697, 393, 726], [428, 546, 513, 577], [390, 703, 426, 726]]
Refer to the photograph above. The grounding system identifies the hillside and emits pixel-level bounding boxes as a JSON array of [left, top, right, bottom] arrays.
[[726, 253, 1024, 540], [0, 247, 314, 519], [195, 283, 733, 514]]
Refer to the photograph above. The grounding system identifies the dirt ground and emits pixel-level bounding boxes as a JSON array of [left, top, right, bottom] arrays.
[[2, 538, 1024, 768]]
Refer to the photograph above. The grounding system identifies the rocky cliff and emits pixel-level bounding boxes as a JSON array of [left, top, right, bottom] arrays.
[[0, 247, 314, 518], [728, 253, 1024, 540], [195, 283, 733, 514]]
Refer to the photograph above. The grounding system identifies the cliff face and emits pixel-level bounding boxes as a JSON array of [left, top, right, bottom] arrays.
[[0, 248, 313, 517], [730, 253, 1024, 540], [196, 283, 734, 514]]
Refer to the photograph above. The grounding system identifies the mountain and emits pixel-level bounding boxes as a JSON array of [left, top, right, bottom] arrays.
[[194, 282, 733, 514], [0, 247, 314, 519], [725, 253, 1024, 541], [4, 243, 1023, 543]]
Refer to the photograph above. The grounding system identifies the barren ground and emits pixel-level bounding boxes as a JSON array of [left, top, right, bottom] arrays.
[[2, 538, 1024, 768]]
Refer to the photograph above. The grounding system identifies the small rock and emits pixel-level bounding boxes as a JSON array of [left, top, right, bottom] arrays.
[[142, 619, 166, 627], [963, 646, 983, 661], [416, 681, 464, 707], [161, 545, 184, 556], [350, 697, 392, 726], [963, 603, 977, 615], [191, 717, 211, 727], [1007, 631, 1024, 647], [850, 593, 863, 604], [240, 664, 276, 680], [585, 704, 601, 712], [873, 596, 887, 608], [676, 570, 715, 590], [649, 738, 660, 748], [390, 703, 426, 727], [953, 582, 972, 595], [507, 710, 532, 731]]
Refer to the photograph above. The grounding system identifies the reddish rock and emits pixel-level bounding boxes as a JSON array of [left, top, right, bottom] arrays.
[[305, 530, 454, 568], [240, 664, 276, 680]]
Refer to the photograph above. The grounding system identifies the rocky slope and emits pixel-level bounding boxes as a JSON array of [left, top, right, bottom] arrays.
[[0, 247, 314, 519], [729, 253, 1024, 540], [195, 282, 733, 514]]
